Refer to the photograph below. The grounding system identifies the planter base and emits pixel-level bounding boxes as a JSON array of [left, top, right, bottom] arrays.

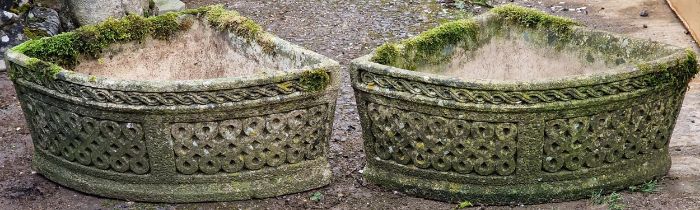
[[363, 153, 670, 204], [34, 151, 332, 202]]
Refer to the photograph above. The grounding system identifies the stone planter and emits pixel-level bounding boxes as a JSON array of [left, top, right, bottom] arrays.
[[6, 6, 339, 202], [351, 5, 698, 204]]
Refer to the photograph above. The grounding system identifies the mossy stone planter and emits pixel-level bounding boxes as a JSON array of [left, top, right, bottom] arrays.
[[6, 6, 340, 202], [351, 5, 698, 204]]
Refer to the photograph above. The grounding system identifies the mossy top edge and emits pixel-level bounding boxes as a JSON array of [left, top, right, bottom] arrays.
[[7, 50, 339, 95], [355, 49, 696, 92], [370, 4, 687, 68], [366, 4, 697, 88], [9, 5, 275, 72], [370, 4, 583, 71], [7, 5, 341, 93]]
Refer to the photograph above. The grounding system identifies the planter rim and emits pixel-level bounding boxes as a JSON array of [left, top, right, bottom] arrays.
[[6, 27, 339, 93], [351, 12, 690, 92]]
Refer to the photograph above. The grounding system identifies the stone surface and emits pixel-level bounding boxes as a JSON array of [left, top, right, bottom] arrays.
[[5, 11, 341, 202], [154, 0, 186, 15], [0, 0, 12, 10], [350, 6, 697, 205], [67, 0, 147, 26], [25, 6, 61, 36], [0, 10, 19, 25], [34, 0, 63, 10], [0, 10, 25, 60]]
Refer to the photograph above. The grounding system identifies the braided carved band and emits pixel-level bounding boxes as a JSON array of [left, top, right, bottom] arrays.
[[358, 71, 657, 105], [12, 64, 309, 106]]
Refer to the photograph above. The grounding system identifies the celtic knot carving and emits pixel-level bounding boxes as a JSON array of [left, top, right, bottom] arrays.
[[170, 105, 328, 175], [366, 103, 518, 176], [542, 95, 681, 173], [359, 71, 656, 105], [23, 96, 150, 174], [11, 64, 308, 106]]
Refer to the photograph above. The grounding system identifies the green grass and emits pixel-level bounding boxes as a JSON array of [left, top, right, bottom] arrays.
[[455, 201, 473, 209], [629, 180, 659, 193], [310, 191, 323, 202], [591, 191, 626, 210]]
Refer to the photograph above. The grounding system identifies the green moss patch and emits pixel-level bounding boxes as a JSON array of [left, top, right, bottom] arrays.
[[490, 4, 580, 34], [638, 50, 698, 88], [186, 5, 275, 54], [300, 69, 331, 92], [9, 57, 64, 81], [372, 19, 479, 70], [11, 5, 275, 78]]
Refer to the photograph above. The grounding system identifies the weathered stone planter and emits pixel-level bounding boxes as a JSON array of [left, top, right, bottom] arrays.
[[351, 5, 698, 204], [6, 6, 339, 202]]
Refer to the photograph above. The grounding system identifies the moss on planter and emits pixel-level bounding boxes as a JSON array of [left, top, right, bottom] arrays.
[[8, 57, 63, 81], [300, 69, 331, 92], [637, 50, 698, 88], [682, 50, 699, 76], [490, 4, 580, 34], [147, 13, 183, 40], [10, 5, 275, 76], [13, 32, 79, 67], [371, 4, 579, 70], [372, 19, 480, 70], [185, 5, 276, 54], [12, 13, 184, 68]]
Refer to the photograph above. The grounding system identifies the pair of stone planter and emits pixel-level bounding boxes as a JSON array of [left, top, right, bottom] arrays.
[[6, 4, 698, 204]]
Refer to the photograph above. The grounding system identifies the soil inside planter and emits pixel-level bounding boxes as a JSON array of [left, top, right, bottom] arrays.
[[74, 20, 278, 81], [418, 37, 622, 81]]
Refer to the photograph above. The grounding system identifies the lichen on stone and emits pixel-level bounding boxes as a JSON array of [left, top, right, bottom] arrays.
[[23, 27, 50, 40]]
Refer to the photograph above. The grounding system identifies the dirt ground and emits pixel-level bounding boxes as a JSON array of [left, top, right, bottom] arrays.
[[1, 0, 699, 209]]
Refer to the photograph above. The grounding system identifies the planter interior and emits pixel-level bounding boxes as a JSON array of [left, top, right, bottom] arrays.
[[6, 6, 340, 202], [414, 28, 673, 82], [352, 4, 698, 205], [74, 19, 315, 81]]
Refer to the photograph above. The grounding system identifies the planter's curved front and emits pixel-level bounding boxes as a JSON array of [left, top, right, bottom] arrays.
[[6, 36, 340, 202], [351, 53, 692, 204], [350, 6, 697, 204]]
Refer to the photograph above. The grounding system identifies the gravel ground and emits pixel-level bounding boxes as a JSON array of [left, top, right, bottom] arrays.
[[1, 0, 699, 209]]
